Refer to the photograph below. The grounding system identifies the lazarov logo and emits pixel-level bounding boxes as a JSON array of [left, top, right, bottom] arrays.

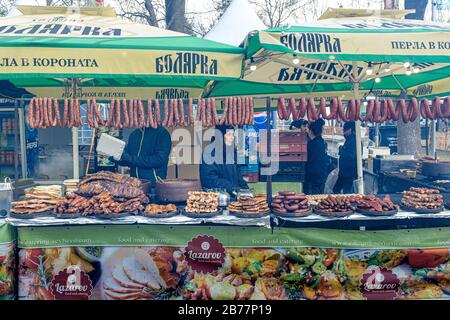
[[280, 33, 342, 53], [359, 266, 400, 300], [50, 265, 93, 300], [184, 235, 225, 273]]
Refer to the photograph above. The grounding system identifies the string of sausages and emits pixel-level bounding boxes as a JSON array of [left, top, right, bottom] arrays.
[[277, 96, 450, 123], [26, 97, 256, 129]]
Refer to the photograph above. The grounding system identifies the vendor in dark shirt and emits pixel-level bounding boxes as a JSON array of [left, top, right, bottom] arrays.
[[114, 126, 172, 182], [305, 119, 329, 194], [200, 125, 248, 193], [333, 121, 358, 194]]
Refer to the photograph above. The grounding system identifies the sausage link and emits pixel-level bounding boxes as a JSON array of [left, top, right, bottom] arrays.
[[61, 98, 68, 127], [355, 99, 363, 121], [167, 99, 174, 127], [289, 98, 299, 121], [421, 99, 433, 120], [211, 99, 219, 126], [363, 100, 374, 122], [443, 97, 450, 119], [179, 99, 187, 126], [387, 99, 398, 121], [249, 98, 254, 125], [50, 98, 57, 127], [236, 97, 242, 125], [277, 98, 284, 120], [188, 98, 194, 126], [138, 100, 146, 128], [327, 98, 337, 120], [162, 99, 169, 126], [319, 97, 331, 120], [205, 98, 211, 127], [226, 98, 233, 126], [68, 98, 75, 128], [87, 99, 93, 128], [53, 99, 62, 128], [372, 100, 381, 123], [432, 96, 443, 119], [41, 97, 48, 127], [147, 100, 155, 128], [26, 98, 34, 128], [408, 98, 419, 122], [106, 99, 114, 128], [92, 101, 99, 129], [76, 99, 83, 127], [335, 98, 346, 122], [120, 99, 128, 128], [154, 99, 161, 126], [220, 98, 229, 125], [346, 99, 357, 122], [173, 99, 179, 126], [115, 99, 121, 129], [47, 97, 54, 127], [243, 97, 249, 125], [33, 98, 39, 128], [379, 100, 389, 123], [134, 100, 140, 128], [297, 97, 307, 119], [397, 99, 409, 123], [307, 98, 318, 122]]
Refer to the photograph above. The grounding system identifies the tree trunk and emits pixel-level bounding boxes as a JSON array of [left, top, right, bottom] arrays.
[[395, 0, 427, 157], [145, 0, 159, 27], [165, 0, 186, 32]]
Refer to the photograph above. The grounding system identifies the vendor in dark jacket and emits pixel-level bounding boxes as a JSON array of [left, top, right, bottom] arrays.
[[114, 126, 172, 182], [305, 119, 329, 194], [200, 125, 248, 193], [333, 121, 358, 194]]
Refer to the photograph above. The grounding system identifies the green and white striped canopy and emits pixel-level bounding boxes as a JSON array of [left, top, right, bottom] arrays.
[[0, 5, 244, 100], [208, 8, 450, 101]]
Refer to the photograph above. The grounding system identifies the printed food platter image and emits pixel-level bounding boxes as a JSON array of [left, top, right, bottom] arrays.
[[0, 242, 15, 300], [16, 244, 450, 300]]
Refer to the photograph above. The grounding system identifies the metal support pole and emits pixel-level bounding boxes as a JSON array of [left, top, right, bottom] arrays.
[[352, 62, 364, 194], [266, 97, 272, 204], [13, 99, 19, 181], [430, 120, 436, 158], [18, 103, 27, 179], [72, 79, 80, 179], [374, 123, 380, 147]]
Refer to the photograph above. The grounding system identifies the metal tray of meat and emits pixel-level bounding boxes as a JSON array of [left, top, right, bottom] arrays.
[[356, 208, 398, 217], [182, 208, 222, 219], [139, 209, 180, 219], [9, 211, 54, 219], [229, 210, 270, 218], [55, 212, 83, 219], [313, 208, 354, 218], [271, 209, 313, 218], [94, 212, 133, 220], [399, 204, 444, 214]]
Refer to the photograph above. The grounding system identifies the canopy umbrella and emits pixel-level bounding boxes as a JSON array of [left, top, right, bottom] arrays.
[[0, 5, 244, 179], [207, 8, 450, 194]]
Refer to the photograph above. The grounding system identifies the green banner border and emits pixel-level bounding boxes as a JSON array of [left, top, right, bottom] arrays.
[[0, 221, 16, 244], [17, 224, 450, 249]]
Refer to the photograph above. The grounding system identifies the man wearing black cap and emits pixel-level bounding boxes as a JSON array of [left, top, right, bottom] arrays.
[[200, 125, 249, 193], [333, 121, 358, 194]]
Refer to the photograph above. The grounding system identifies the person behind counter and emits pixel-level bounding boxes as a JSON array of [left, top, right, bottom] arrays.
[[305, 119, 329, 194], [200, 125, 249, 194], [290, 119, 309, 132], [333, 121, 358, 194], [112, 126, 172, 182]]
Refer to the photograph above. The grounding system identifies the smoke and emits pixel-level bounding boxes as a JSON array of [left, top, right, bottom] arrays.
[[37, 149, 74, 180]]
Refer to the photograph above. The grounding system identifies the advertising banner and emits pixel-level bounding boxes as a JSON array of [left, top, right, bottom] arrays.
[[16, 225, 450, 300], [0, 221, 16, 300]]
